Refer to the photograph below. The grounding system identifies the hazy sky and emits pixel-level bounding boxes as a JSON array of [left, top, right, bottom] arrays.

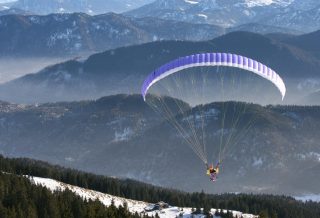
[[0, 0, 17, 3]]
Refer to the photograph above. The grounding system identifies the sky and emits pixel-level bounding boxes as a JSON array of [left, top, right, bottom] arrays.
[[0, 0, 17, 3]]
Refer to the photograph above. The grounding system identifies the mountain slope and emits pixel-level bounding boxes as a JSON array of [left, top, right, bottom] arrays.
[[126, 0, 286, 27], [0, 31, 319, 103], [0, 13, 224, 57], [282, 30, 320, 58], [1, 95, 320, 194], [227, 23, 302, 35], [126, 0, 320, 32], [0, 0, 154, 14], [30, 175, 258, 218], [0, 171, 144, 218], [261, 4, 320, 33], [30, 176, 149, 214], [0, 13, 304, 58], [3, 155, 318, 218]]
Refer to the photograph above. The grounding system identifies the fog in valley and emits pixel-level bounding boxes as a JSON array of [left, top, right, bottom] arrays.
[[0, 57, 67, 84]]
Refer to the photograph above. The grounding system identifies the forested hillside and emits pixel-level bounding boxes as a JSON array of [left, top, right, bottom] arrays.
[[0, 172, 147, 218], [1, 95, 320, 194], [1, 155, 320, 218]]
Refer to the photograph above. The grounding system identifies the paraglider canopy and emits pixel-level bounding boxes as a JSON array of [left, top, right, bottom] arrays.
[[142, 53, 286, 101]]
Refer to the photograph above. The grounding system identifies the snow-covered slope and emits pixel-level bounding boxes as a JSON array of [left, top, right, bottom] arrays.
[[262, 4, 320, 32], [0, 0, 154, 14], [126, 0, 320, 32], [29, 175, 258, 218], [30, 176, 148, 214]]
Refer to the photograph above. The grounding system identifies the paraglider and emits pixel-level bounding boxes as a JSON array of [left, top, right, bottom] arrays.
[[141, 52, 286, 182], [206, 162, 220, 182]]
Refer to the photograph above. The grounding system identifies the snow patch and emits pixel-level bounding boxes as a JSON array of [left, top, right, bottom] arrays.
[[114, 127, 134, 142], [182, 108, 220, 123], [47, 29, 74, 47], [245, 0, 293, 8], [282, 112, 301, 122], [74, 42, 82, 50], [30, 176, 148, 213], [252, 157, 263, 167], [92, 22, 101, 30], [29, 16, 41, 24], [184, 0, 199, 4], [65, 157, 75, 162], [58, 7, 65, 13], [245, 0, 274, 7], [309, 152, 320, 162], [28, 175, 258, 218], [51, 70, 72, 82], [296, 152, 320, 162], [205, 108, 220, 117], [148, 207, 257, 218], [197, 14, 208, 19]]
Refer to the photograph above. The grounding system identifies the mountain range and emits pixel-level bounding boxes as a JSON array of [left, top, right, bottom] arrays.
[[0, 31, 319, 104], [2, 0, 319, 33], [0, 0, 154, 14], [126, 0, 320, 32], [0, 13, 224, 57], [0, 94, 319, 195], [0, 12, 304, 58]]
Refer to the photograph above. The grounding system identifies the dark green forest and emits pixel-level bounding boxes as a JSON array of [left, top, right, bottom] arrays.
[[0, 155, 320, 218], [0, 172, 151, 218]]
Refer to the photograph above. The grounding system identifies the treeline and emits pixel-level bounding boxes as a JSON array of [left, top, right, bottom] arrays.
[[268, 104, 320, 114], [1, 155, 320, 218], [0, 172, 150, 218]]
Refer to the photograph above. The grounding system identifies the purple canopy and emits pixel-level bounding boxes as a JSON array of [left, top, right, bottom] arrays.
[[141, 53, 286, 100]]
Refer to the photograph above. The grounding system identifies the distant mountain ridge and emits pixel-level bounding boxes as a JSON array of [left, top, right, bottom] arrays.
[[0, 13, 225, 57], [0, 0, 155, 14], [0, 12, 303, 58], [2, 0, 319, 33], [126, 0, 320, 32], [0, 31, 319, 104]]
